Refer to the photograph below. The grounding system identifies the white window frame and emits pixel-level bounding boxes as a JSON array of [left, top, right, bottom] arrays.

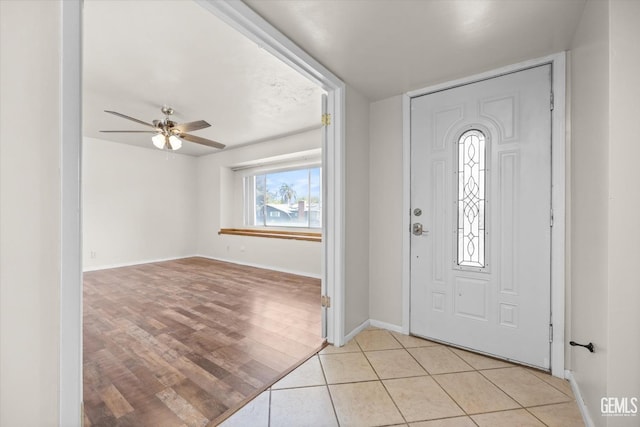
[[243, 163, 323, 229]]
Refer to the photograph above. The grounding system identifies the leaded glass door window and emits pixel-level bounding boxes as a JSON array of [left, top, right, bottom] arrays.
[[456, 129, 487, 270]]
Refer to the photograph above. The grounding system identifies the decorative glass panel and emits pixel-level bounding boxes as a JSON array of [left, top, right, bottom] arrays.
[[457, 129, 486, 268]]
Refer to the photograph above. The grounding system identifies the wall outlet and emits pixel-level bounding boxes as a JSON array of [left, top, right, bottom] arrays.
[[240, 246, 245, 253], [90, 251, 97, 259]]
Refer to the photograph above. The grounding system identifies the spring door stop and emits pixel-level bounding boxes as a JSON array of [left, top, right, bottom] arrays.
[[570, 341, 595, 353]]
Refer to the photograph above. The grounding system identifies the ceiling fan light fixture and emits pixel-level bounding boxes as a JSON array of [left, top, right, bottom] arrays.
[[151, 133, 166, 149], [168, 135, 182, 150], [152, 133, 182, 151], [103, 107, 225, 151]]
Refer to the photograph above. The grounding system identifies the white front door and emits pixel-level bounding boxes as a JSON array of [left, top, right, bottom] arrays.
[[410, 65, 552, 369]]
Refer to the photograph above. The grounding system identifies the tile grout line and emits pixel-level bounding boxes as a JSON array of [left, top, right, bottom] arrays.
[[475, 367, 531, 410], [359, 333, 410, 426], [477, 366, 574, 411], [526, 369, 576, 398], [361, 331, 520, 426], [263, 329, 578, 427], [415, 338, 565, 423], [423, 344, 562, 424], [318, 352, 343, 426], [380, 331, 494, 425], [524, 399, 579, 427], [441, 345, 476, 371], [272, 371, 461, 390], [523, 406, 553, 427], [448, 350, 573, 424], [402, 340, 474, 423], [467, 407, 552, 427], [427, 373, 475, 422]]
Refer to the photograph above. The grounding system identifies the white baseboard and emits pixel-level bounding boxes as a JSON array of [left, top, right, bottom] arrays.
[[370, 319, 403, 333], [565, 370, 595, 427], [197, 255, 321, 279], [83, 254, 321, 279], [82, 255, 199, 272], [344, 319, 370, 343], [343, 319, 405, 345]]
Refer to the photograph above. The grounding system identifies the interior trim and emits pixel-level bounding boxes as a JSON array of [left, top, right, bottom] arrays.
[[369, 319, 404, 333], [565, 370, 596, 427], [60, 1, 83, 425], [344, 319, 370, 343], [218, 228, 322, 242]]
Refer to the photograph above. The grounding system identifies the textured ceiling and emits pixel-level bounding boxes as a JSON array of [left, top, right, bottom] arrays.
[[84, 0, 586, 156], [83, 0, 324, 156], [244, 0, 586, 101]]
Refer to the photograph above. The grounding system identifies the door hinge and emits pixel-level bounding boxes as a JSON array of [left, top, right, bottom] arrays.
[[550, 92, 554, 111], [321, 295, 331, 308], [550, 209, 554, 227], [549, 324, 554, 343], [321, 113, 332, 126]]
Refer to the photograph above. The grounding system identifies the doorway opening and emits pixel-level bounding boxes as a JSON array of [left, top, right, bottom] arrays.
[[60, 0, 346, 424]]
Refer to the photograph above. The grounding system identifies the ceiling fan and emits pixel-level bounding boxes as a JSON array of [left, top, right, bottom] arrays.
[[100, 106, 225, 151]]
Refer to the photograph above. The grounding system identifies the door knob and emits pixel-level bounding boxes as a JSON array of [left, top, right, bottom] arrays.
[[413, 223, 428, 236]]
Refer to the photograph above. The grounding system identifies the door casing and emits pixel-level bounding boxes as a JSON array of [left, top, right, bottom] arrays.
[[401, 52, 566, 378]]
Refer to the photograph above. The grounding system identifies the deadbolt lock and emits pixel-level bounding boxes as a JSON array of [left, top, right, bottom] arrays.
[[414, 208, 422, 216]]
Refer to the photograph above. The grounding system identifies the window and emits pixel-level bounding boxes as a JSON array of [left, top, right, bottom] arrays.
[[456, 129, 487, 268], [245, 166, 322, 228]]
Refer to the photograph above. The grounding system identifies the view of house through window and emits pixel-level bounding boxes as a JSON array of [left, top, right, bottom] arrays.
[[246, 167, 322, 228]]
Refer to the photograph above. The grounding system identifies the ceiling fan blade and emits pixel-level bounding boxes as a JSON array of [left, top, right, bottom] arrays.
[[104, 110, 156, 129], [100, 130, 158, 133], [181, 133, 226, 149], [173, 120, 210, 133]]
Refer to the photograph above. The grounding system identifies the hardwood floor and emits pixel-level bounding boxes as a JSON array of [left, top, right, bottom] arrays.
[[83, 257, 324, 426]]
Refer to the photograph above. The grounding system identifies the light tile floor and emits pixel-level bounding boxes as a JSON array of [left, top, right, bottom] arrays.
[[219, 328, 584, 427]]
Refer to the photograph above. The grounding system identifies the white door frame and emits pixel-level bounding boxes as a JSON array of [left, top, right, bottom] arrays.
[[195, 0, 346, 345], [402, 52, 566, 377], [59, 1, 347, 424], [60, 1, 83, 425]]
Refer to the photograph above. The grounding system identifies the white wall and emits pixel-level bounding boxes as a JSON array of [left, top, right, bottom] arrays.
[[344, 85, 371, 333], [568, 0, 610, 421], [368, 96, 404, 328], [607, 1, 640, 423], [196, 129, 322, 277], [82, 138, 198, 270], [0, 1, 62, 425], [570, 2, 640, 425]]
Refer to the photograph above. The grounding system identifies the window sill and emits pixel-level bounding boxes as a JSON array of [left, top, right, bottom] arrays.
[[218, 228, 322, 242]]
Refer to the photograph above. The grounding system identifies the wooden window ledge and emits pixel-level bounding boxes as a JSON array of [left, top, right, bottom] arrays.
[[218, 228, 322, 242]]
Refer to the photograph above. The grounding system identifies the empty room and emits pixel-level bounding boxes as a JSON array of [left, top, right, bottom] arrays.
[[81, 0, 326, 425]]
